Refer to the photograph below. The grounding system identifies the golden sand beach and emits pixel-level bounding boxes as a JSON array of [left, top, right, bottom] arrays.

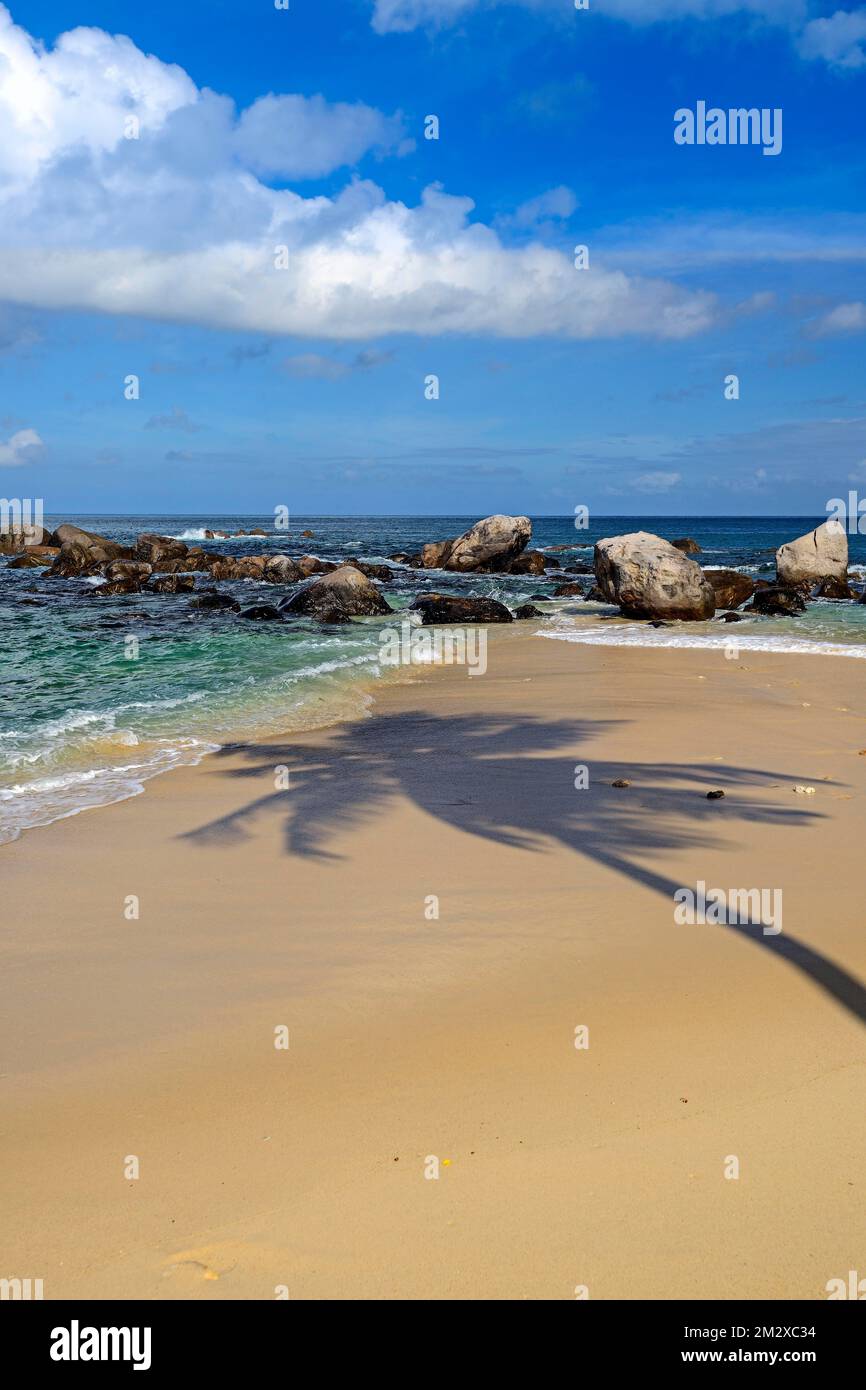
[[2, 633, 865, 1300]]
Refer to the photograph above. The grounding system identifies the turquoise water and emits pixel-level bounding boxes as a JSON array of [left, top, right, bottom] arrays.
[[2, 514, 864, 843]]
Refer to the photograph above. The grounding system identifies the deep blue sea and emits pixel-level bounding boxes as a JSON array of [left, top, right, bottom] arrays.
[[2, 514, 865, 843]]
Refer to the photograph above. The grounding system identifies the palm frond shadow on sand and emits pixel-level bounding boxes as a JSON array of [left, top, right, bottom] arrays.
[[183, 710, 866, 1027]]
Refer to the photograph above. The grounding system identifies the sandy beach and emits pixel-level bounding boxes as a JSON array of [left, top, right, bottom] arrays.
[[2, 631, 865, 1301]]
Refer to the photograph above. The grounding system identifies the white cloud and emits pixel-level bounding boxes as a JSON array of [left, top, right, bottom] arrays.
[[371, 0, 807, 37], [0, 7, 717, 342], [633, 470, 682, 492], [0, 427, 42, 466], [373, 0, 866, 76], [798, 9, 866, 69], [505, 185, 578, 231], [812, 301, 866, 336], [234, 94, 410, 179], [372, 0, 477, 33], [595, 212, 866, 272]]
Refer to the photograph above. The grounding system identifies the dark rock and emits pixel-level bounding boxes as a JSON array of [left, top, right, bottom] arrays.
[[209, 555, 268, 581], [296, 554, 338, 577], [234, 556, 268, 580], [611, 779, 631, 788], [280, 565, 392, 621], [411, 593, 513, 625], [420, 538, 454, 569], [506, 550, 547, 576], [721, 611, 744, 622], [263, 555, 303, 584], [51, 524, 129, 575], [552, 583, 585, 597], [104, 559, 153, 584], [814, 576, 856, 600], [238, 603, 282, 620], [706, 569, 755, 610], [7, 546, 59, 568], [87, 578, 143, 596], [649, 620, 673, 628], [301, 529, 315, 538], [153, 550, 213, 574], [514, 604, 543, 619], [345, 560, 393, 581], [0, 525, 56, 553], [133, 533, 188, 567], [304, 603, 351, 625], [191, 591, 241, 611], [670, 537, 701, 554], [707, 790, 725, 800], [586, 586, 607, 602], [207, 557, 241, 580], [149, 574, 195, 594], [746, 586, 806, 617]]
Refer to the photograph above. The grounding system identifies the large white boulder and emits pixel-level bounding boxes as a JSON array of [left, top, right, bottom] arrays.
[[594, 531, 715, 621], [420, 515, 532, 571], [776, 520, 848, 586]]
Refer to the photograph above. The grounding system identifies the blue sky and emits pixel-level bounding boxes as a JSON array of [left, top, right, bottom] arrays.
[[0, 0, 864, 515]]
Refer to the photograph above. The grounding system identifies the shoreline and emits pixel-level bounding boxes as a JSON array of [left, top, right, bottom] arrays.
[[6, 607, 866, 849], [3, 634, 866, 1298]]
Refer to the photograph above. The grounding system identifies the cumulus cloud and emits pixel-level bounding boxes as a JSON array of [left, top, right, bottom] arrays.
[[0, 427, 42, 466], [798, 9, 866, 69], [0, 6, 716, 342]]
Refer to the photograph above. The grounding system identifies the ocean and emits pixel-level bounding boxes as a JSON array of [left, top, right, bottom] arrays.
[[2, 514, 864, 844]]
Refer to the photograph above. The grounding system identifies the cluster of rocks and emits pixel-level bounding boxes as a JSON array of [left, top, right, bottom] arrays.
[[591, 519, 862, 622], [204, 527, 269, 539], [6, 513, 858, 628], [0, 515, 567, 625]]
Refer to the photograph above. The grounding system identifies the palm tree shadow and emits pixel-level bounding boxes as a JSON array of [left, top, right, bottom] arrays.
[[183, 711, 866, 1027]]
